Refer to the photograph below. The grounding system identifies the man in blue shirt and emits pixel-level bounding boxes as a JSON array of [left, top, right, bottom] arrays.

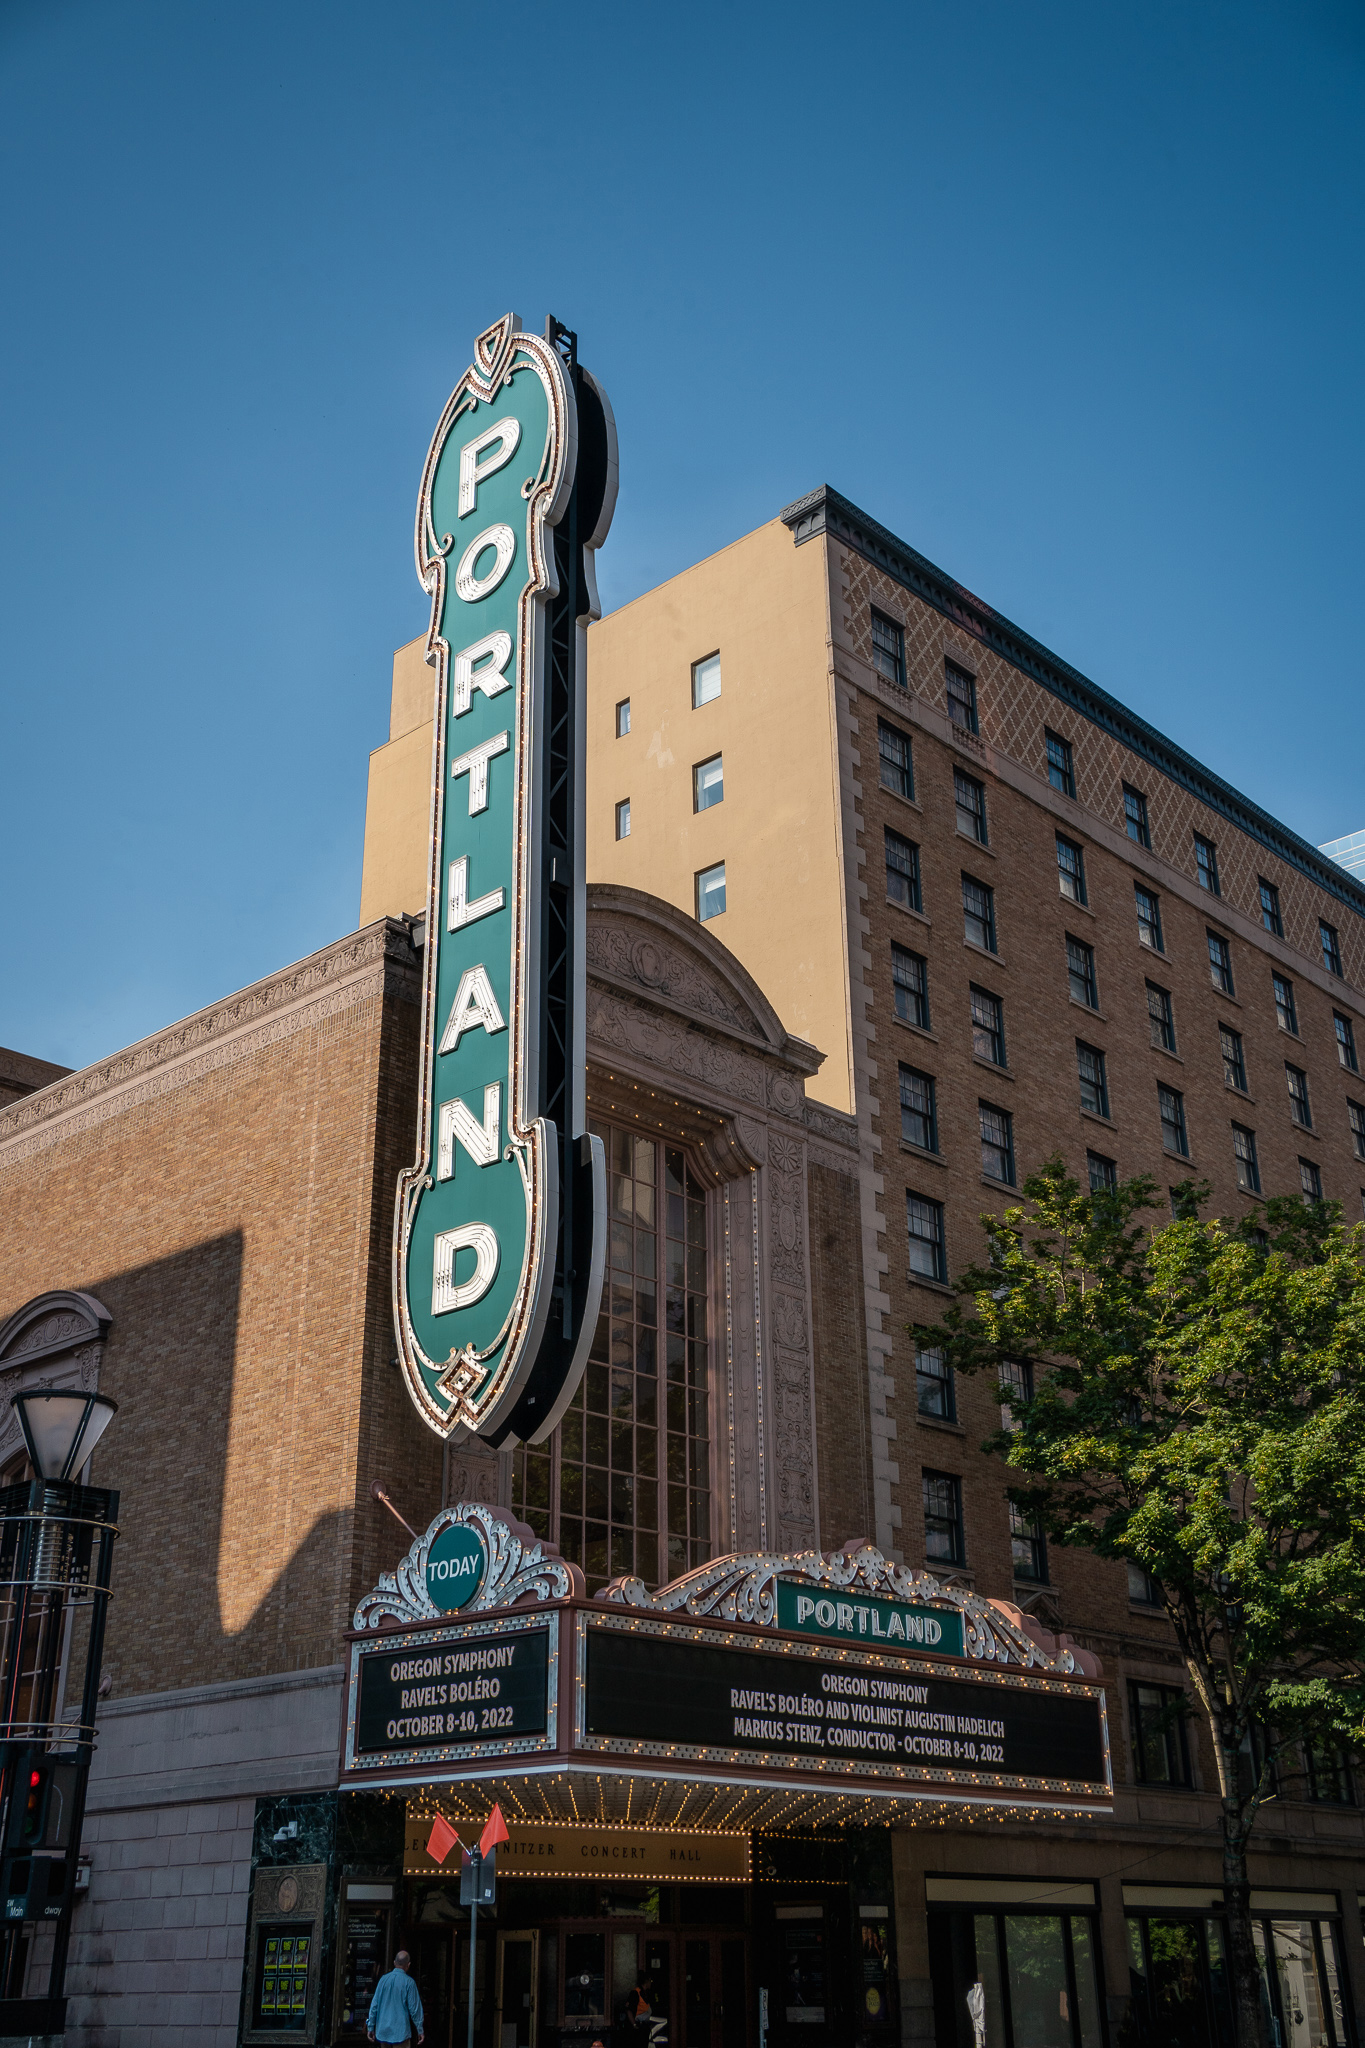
[[367, 1951, 425, 2046]]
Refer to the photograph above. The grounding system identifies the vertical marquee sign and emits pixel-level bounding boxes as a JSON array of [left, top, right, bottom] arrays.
[[395, 314, 617, 1446]]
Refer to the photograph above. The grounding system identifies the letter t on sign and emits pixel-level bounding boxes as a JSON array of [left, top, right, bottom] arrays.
[[451, 732, 510, 815]]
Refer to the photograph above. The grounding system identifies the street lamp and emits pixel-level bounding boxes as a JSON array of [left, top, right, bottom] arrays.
[[0, 1390, 119, 2034]]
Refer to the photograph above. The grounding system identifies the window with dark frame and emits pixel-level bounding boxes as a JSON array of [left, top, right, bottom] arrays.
[[1135, 885, 1163, 952], [696, 862, 726, 921], [1194, 835, 1221, 895], [615, 698, 631, 738], [1127, 1561, 1160, 1606], [970, 986, 1005, 1066], [1159, 1084, 1189, 1157], [945, 661, 977, 733], [878, 718, 913, 800], [954, 770, 987, 843], [1220, 1025, 1248, 1093], [1349, 1102, 1365, 1162], [1067, 935, 1098, 1009], [979, 1101, 1015, 1184], [1009, 1503, 1047, 1583], [1129, 1680, 1192, 1787], [891, 944, 930, 1029], [691, 653, 721, 708], [1321, 921, 1343, 978], [1287, 1064, 1312, 1129], [1146, 983, 1176, 1052], [1077, 1042, 1109, 1119], [1088, 1151, 1118, 1193], [1273, 973, 1298, 1035], [693, 754, 724, 812], [870, 609, 906, 688], [1056, 834, 1086, 903], [962, 874, 996, 952], [1124, 785, 1151, 848], [1334, 1013, 1358, 1072], [1207, 931, 1234, 994], [1259, 878, 1283, 935], [1045, 730, 1075, 797], [885, 828, 921, 910], [1233, 1124, 1260, 1195], [615, 798, 631, 840], [1300, 1157, 1323, 1201], [907, 1192, 946, 1282], [899, 1065, 937, 1152], [1303, 1739, 1356, 1806], [915, 1342, 955, 1421], [922, 1471, 964, 1565], [998, 1358, 1033, 1430]]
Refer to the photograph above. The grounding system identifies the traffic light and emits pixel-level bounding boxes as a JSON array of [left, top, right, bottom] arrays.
[[0, 1750, 78, 1923]]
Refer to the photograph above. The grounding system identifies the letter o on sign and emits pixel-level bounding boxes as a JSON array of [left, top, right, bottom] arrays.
[[455, 524, 516, 603], [425, 1521, 486, 1611]]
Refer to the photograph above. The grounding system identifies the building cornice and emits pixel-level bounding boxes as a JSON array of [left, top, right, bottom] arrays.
[[783, 484, 1365, 920]]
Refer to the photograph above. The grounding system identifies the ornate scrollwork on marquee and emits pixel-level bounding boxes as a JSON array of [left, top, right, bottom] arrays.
[[353, 1501, 576, 1630], [601, 1540, 1084, 1674]]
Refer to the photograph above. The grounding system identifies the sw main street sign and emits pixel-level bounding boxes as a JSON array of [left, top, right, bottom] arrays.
[[394, 315, 616, 1446]]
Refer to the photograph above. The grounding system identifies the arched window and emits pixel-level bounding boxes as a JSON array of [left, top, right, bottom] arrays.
[[511, 1118, 713, 1593]]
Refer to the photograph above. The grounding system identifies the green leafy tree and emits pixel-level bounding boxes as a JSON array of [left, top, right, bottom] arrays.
[[919, 1159, 1365, 2048]]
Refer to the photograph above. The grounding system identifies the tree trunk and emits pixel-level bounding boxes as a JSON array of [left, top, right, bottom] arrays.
[[1223, 1831, 1272, 2048]]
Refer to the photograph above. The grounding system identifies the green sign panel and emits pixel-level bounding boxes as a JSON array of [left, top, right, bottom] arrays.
[[775, 1580, 965, 1657], [425, 1522, 486, 1610], [394, 314, 616, 1445]]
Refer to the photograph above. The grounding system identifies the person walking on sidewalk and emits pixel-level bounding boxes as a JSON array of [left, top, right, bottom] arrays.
[[367, 1951, 425, 2046]]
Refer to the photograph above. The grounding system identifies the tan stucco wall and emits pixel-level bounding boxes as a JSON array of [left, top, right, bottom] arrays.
[[587, 518, 852, 1111], [358, 640, 435, 927]]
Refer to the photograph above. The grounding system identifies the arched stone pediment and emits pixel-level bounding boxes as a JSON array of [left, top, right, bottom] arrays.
[[0, 1290, 112, 1477]]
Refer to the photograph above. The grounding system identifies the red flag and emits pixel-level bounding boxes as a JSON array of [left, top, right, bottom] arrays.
[[426, 1814, 459, 1866], [479, 1804, 510, 1858]]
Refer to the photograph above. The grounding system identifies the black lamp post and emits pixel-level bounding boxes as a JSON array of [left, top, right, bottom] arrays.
[[0, 1389, 119, 2037]]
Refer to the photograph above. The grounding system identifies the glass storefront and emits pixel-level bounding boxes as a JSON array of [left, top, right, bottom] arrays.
[[1124, 1898, 1351, 2048], [929, 1896, 1105, 2048]]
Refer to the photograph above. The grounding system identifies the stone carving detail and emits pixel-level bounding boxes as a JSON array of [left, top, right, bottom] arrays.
[[766, 1135, 806, 1289], [586, 920, 763, 1038], [0, 1295, 111, 1475], [603, 1541, 1101, 1676], [585, 988, 766, 1107], [766, 1070, 803, 1118], [771, 1293, 808, 1351], [354, 1501, 579, 1629]]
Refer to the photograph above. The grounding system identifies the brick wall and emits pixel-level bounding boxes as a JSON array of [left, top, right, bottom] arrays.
[[807, 1158, 874, 1547]]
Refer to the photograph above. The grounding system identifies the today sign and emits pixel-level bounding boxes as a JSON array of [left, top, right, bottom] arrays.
[[425, 1522, 486, 1610], [394, 315, 616, 1445]]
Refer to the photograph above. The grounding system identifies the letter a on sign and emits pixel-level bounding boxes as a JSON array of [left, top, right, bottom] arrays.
[[394, 313, 618, 1447]]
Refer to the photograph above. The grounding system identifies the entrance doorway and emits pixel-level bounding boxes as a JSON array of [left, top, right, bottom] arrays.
[[601, 1929, 746, 2048], [497, 1931, 540, 2048]]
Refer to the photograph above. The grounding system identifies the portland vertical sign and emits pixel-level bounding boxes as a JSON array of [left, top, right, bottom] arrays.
[[394, 313, 616, 1446]]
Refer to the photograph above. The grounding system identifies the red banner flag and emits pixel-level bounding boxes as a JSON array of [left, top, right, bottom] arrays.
[[479, 1804, 510, 1858], [426, 1814, 459, 1866]]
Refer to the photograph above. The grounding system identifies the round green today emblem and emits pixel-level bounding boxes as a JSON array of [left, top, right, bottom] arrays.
[[425, 1521, 486, 1611]]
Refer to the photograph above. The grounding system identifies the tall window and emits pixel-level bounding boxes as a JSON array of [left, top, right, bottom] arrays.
[[1321, 921, 1343, 978], [886, 829, 921, 910], [1127, 1561, 1160, 1605], [945, 661, 977, 733], [899, 1066, 937, 1152], [696, 862, 726, 921], [1010, 1504, 1047, 1583], [1259, 878, 1283, 936], [1207, 932, 1234, 994], [1159, 1085, 1189, 1157], [1067, 936, 1098, 1009], [1334, 1013, 1358, 1072], [892, 945, 930, 1029], [691, 652, 721, 707], [512, 1123, 712, 1593], [1303, 1740, 1356, 1806], [1077, 1042, 1109, 1118], [979, 1102, 1015, 1183], [998, 1358, 1033, 1430], [1221, 1025, 1248, 1093], [1135, 886, 1163, 952], [1349, 1102, 1365, 1162], [923, 1472, 964, 1565], [1130, 1682, 1192, 1786], [962, 874, 996, 952], [1124, 785, 1151, 847], [1194, 835, 1220, 895], [954, 771, 987, 843], [871, 609, 905, 688], [1273, 973, 1298, 1035], [615, 798, 631, 840], [1287, 1064, 1312, 1129], [1300, 1158, 1323, 1201], [1233, 1124, 1260, 1195], [1056, 834, 1086, 904], [907, 1193, 946, 1282], [878, 718, 913, 799], [1045, 730, 1075, 797], [1088, 1151, 1117, 1193], [1146, 983, 1176, 1052], [693, 754, 724, 811], [615, 698, 631, 738], [970, 986, 1005, 1066], [916, 1343, 955, 1421]]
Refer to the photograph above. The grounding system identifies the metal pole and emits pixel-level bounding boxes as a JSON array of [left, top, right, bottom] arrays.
[[467, 1888, 478, 2048], [48, 1513, 115, 2000]]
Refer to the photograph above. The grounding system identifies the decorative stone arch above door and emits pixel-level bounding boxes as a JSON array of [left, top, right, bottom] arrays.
[[0, 1290, 112, 1480]]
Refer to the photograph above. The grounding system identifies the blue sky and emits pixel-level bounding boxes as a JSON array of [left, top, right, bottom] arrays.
[[2, 0, 1362, 1071]]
